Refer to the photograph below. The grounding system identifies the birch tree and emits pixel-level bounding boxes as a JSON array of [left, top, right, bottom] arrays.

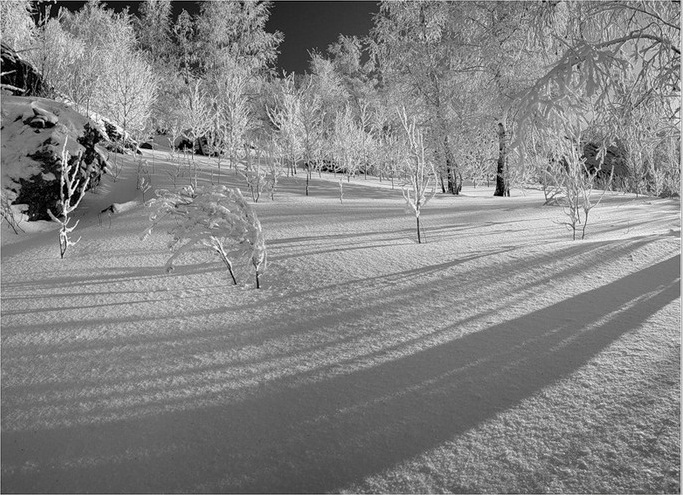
[[214, 70, 253, 176], [267, 73, 303, 178], [370, 2, 470, 195], [332, 105, 364, 182], [398, 108, 437, 244], [178, 79, 212, 161], [297, 76, 324, 195], [101, 51, 158, 143]]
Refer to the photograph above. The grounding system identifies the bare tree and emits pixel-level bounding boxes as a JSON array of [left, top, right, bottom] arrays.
[[398, 108, 437, 244]]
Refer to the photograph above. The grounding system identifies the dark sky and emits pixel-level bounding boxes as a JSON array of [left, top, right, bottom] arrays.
[[266, 2, 379, 74], [48, 1, 379, 74]]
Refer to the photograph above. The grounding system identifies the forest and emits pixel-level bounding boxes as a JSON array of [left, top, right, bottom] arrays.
[[2, 0, 679, 203]]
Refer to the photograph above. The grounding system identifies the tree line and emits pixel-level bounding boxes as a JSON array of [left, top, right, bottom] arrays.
[[1, 0, 680, 198]]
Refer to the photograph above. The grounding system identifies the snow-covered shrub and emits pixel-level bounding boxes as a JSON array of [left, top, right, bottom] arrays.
[[240, 148, 269, 203], [545, 125, 613, 241], [47, 138, 91, 258], [143, 185, 267, 289]]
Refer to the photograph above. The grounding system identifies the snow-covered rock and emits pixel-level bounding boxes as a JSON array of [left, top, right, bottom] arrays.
[[90, 112, 139, 154], [0, 42, 52, 97], [1, 95, 111, 221]]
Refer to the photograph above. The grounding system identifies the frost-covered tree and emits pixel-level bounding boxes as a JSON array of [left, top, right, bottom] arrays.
[[356, 99, 374, 179], [371, 2, 543, 197], [370, 2, 468, 195], [308, 50, 349, 143], [27, 14, 84, 97], [297, 76, 324, 195], [374, 130, 406, 189], [171, 8, 197, 84], [327, 34, 375, 107], [135, 0, 173, 66], [101, 50, 158, 142], [47, 139, 92, 258], [398, 108, 437, 244], [58, 1, 138, 115], [195, 0, 282, 79], [332, 104, 364, 182], [241, 145, 269, 203], [517, 1, 680, 195], [0, 0, 34, 51], [178, 79, 212, 160], [267, 73, 304, 177], [143, 185, 267, 289], [29, 0, 159, 141], [214, 69, 254, 175], [538, 102, 613, 240], [263, 138, 284, 201]]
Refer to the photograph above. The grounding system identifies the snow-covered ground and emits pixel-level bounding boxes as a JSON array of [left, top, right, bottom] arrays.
[[1, 149, 680, 493]]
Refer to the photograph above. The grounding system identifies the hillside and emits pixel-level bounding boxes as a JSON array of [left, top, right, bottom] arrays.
[[1, 148, 680, 493]]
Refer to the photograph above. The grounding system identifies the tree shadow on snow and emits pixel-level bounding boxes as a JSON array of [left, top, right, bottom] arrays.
[[1, 255, 679, 493]]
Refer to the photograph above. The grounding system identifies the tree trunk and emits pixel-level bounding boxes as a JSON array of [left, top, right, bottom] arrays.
[[494, 122, 510, 197], [416, 215, 421, 244], [447, 165, 456, 194]]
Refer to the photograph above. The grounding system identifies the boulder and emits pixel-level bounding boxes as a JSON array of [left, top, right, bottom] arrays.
[[32, 104, 59, 126], [27, 116, 47, 128]]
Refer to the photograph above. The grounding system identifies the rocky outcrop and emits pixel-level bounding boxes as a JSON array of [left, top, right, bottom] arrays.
[[2, 96, 111, 221], [1, 42, 52, 98], [101, 119, 139, 153]]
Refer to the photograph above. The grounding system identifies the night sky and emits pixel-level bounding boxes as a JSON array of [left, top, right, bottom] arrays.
[[266, 2, 378, 74], [47, 1, 379, 74]]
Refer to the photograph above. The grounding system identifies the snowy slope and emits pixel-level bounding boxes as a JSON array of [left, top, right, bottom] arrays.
[[1, 149, 680, 493]]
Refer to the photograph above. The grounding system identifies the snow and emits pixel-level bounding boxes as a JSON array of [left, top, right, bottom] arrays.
[[1, 148, 680, 493], [1, 96, 96, 191]]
